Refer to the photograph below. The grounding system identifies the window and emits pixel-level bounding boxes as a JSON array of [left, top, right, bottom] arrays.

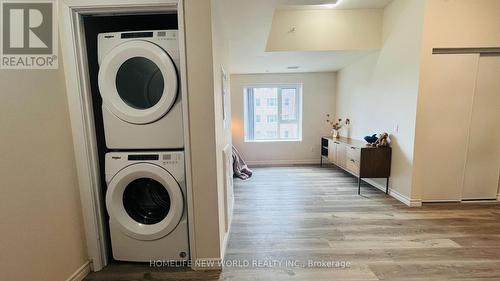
[[244, 85, 302, 141], [266, 115, 277, 123], [266, 130, 277, 138], [267, 98, 277, 106]]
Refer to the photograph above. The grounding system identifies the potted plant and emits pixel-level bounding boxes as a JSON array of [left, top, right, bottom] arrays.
[[326, 114, 350, 138]]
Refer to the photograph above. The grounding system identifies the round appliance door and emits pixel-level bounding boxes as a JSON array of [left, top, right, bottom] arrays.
[[98, 40, 178, 124], [106, 163, 184, 241]]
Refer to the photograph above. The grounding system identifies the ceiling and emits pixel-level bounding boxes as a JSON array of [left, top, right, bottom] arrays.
[[215, 0, 392, 74]]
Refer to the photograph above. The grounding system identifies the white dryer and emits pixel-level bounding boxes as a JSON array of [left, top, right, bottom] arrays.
[[105, 151, 189, 262], [98, 30, 183, 149]]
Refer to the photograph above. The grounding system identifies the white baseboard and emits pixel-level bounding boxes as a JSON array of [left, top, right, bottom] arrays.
[[65, 261, 91, 281], [363, 178, 422, 207], [191, 258, 222, 271], [246, 159, 320, 166]]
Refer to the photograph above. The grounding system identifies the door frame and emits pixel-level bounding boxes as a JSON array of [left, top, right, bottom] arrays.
[[59, 0, 196, 271]]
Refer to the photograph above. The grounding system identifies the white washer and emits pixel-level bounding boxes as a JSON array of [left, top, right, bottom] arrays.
[[98, 30, 183, 149], [105, 151, 189, 262]]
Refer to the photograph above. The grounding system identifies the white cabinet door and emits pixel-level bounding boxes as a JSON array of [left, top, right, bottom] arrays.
[[336, 142, 347, 169], [328, 139, 337, 163], [420, 54, 479, 201], [462, 55, 500, 200]]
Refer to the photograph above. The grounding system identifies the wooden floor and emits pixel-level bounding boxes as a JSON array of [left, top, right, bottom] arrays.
[[85, 166, 500, 281]]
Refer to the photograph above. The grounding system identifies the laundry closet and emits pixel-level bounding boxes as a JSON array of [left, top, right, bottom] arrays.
[[82, 12, 190, 263], [417, 52, 500, 201]]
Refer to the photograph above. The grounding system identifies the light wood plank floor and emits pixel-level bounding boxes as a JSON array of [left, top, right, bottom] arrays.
[[84, 166, 500, 281]]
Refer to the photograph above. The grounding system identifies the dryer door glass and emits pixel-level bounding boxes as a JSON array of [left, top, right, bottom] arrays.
[[115, 57, 165, 110], [122, 177, 171, 225]]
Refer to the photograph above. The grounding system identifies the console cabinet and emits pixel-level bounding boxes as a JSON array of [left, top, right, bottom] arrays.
[[321, 136, 392, 195]]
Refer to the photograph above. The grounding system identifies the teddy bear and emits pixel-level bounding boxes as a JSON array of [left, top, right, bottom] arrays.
[[370, 132, 390, 148]]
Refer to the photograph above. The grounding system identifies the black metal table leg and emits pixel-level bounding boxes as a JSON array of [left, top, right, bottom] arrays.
[[386, 177, 389, 194], [358, 177, 361, 195]]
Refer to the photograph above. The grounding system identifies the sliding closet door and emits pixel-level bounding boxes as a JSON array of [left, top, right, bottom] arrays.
[[421, 54, 479, 201], [462, 55, 500, 200]]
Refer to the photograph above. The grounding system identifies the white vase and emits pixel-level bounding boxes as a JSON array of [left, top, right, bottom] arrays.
[[332, 130, 339, 138]]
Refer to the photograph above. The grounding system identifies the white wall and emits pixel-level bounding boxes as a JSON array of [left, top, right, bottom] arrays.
[[418, 0, 500, 49], [184, 0, 231, 265], [0, 56, 88, 280], [335, 0, 426, 200], [211, 0, 234, 257], [183, 0, 221, 263], [412, 0, 500, 200], [231, 72, 336, 165], [267, 9, 382, 52]]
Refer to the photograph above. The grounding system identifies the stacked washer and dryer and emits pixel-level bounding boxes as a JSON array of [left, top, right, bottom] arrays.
[[97, 30, 189, 262]]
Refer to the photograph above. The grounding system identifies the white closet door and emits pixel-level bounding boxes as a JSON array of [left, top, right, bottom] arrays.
[[462, 55, 500, 200], [421, 54, 479, 201]]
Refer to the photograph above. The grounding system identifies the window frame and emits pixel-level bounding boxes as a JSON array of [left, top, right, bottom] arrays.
[[244, 84, 303, 142]]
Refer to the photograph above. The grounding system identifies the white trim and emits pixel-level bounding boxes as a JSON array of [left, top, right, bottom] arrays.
[[220, 195, 234, 259], [59, 0, 197, 271], [177, 0, 198, 267], [460, 54, 480, 199], [244, 138, 302, 143], [65, 261, 91, 281], [422, 199, 461, 203], [246, 159, 320, 166], [363, 178, 422, 207], [220, 144, 234, 259], [220, 228, 230, 261], [191, 258, 223, 271], [244, 83, 305, 88], [60, 2, 108, 270]]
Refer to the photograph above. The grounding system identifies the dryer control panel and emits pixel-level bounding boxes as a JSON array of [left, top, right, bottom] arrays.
[[97, 29, 179, 64]]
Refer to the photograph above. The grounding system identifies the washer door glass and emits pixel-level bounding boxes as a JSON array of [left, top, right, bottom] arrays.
[[122, 177, 170, 225], [116, 57, 164, 110], [105, 163, 184, 240]]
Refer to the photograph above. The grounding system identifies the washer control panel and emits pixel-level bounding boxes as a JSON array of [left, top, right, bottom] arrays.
[[156, 31, 177, 41], [161, 152, 182, 164], [122, 152, 182, 164], [106, 151, 185, 184]]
